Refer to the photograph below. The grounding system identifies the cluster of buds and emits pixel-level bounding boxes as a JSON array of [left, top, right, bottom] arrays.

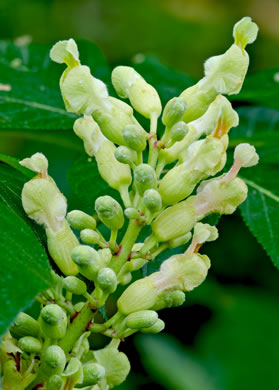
[[1, 17, 259, 390]]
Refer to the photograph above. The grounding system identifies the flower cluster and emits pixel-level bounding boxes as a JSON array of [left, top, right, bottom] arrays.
[[1, 17, 259, 390]]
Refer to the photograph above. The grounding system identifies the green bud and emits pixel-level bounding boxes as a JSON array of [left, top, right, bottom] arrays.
[[63, 276, 87, 295], [73, 115, 106, 157], [41, 345, 66, 376], [46, 220, 79, 276], [122, 124, 147, 152], [117, 274, 159, 315], [76, 363, 106, 387], [168, 290, 186, 307], [118, 271, 132, 286], [18, 336, 42, 353], [140, 318, 165, 334], [162, 97, 187, 127], [95, 139, 132, 193], [143, 189, 162, 213], [94, 347, 130, 388], [40, 304, 67, 339], [234, 143, 259, 167], [152, 196, 197, 242], [98, 248, 113, 267], [20, 152, 48, 175], [168, 232, 192, 248], [180, 83, 217, 123], [50, 39, 79, 68], [93, 96, 135, 145], [134, 164, 157, 196], [10, 312, 40, 338], [115, 145, 137, 165], [48, 375, 65, 390], [112, 66, 161, 118], [67, 210, 96, 230], [97, 268, 117, 293], [124, 207, 140, 220], [233, 16, 259, 51], [80, 229, 101, 245], [195, 175, 248, 216], [126, 310, 158, 329], [95, 196, 124, 230], [169, 121, 189, 143], [71, 245, 103, 281]]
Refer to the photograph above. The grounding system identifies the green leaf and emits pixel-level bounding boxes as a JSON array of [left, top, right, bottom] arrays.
[[0, 163, 52, 338], [230, 106, 279, 163], [0, 39, 110, 131], [232, 67, 279, 109], [135, 334, 220, 390], [239, 163, 279, 269], [67, 154, 121, 213], [197, 287, 279, 390]]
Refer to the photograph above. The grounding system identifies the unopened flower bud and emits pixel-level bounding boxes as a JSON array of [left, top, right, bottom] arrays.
[[93, 96, 136, 145], [195, 175, 248, 216], [80, 229, 101, 245], [122, 124, 147, 152], [169, 121, 189, 143], [95, 196, 124, 231], [41, 345, 66, 376], [234, 143, 259, 167], [40, 304, 67, 339], [193, 222, 218, 244], [63, 276, 87, 295], [73, 115, 106, 157], [94, 347, 130, 388], [117, 275, 159, 315], [157, 253, 210, 292], [76, 363, 106, 387], [18, 336, 42, 353], [97, 268, 117, 293], [50, 39, 79, 68], [152, 196, 197, 242], [233, 16, 259, 51], [10, 312, 40, 338], [143, 189, 162, 213], [162, 97, 187, 128], [71, 245, 103, 281], [124, 207, 140, 220], [134, 164, 157, 196], [67, 210, 96, 230], [48, 375, 65, 390], [112, 66, 162, 118], [126, 310, 158, 329], [95, 139, 132, 198], [159, 135, 228, 205], [98, 248, 113, 267], [119, 271, 132, 286], [168, 232, 192, 248], [115, 145, 137, 165], [141, 318, 165, 334], [20, 152, 48, 175], [46, 220, 79, 276]]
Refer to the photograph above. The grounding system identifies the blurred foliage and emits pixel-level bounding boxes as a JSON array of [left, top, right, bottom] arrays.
[[0, 2, 279, 389]]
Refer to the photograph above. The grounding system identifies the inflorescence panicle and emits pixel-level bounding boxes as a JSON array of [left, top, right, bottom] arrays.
[[1, 17, 259, 390]]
